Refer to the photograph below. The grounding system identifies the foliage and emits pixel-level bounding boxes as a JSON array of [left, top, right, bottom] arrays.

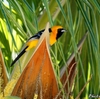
[[0, 0, 100, 98]]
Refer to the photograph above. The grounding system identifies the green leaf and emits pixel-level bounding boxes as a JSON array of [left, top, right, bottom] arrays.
[[3, 96, 21, 99]]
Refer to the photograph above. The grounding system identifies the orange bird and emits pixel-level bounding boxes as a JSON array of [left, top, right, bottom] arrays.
[[11, 26, 66, 66]]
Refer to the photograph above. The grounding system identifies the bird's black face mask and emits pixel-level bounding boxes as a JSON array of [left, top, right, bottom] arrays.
[[56, 28, 66, 39]]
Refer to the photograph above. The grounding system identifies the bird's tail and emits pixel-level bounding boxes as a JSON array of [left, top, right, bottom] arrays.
[[11, 46, 28, 66]]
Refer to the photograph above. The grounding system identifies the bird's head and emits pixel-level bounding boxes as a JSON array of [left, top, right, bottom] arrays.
[[49, 26, 66, 39], [49, 26, 66, 45]]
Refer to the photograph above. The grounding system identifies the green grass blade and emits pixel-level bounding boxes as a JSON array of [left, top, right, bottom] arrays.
[[89, 0, 100, 14], [76, 0, 98, 51], [42, 0, 54, 26], [0, 1, 17, 49]]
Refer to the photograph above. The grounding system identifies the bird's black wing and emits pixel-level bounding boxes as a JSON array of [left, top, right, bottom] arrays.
[[28, 29, 45, 41], [28, 28, 51, 41]]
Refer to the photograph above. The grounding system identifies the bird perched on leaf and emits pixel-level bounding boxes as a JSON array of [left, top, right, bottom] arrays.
[[11, 26, 66, 66]]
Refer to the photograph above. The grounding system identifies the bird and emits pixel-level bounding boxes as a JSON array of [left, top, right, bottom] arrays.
[[11, 26, 66, 66]]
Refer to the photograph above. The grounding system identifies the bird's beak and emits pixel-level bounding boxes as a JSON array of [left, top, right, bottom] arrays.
[[61, 29, 67, 33]]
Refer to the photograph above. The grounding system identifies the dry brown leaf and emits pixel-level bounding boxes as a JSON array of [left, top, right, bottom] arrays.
[[0, 49, 8, 93], [60, 32, 88, 94], [75, 75, 92, 99], [11, 23, 59, 99]]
